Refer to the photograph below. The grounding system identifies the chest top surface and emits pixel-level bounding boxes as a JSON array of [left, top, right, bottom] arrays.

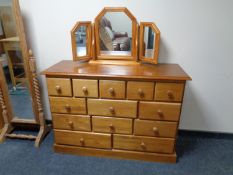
[[42, 60, 191, 81]]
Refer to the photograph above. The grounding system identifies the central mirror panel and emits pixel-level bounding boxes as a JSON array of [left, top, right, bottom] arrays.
[[99, 12, 132, 56]]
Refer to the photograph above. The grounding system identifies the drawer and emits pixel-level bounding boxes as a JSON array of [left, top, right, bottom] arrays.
[[49, 97, 86, 114], [113, 134, 175, 154], [99, 80, 125, 99], [53, 114, 91, 131], [127, 81, 154, 100], [54, 130, 111, 149], [46, 78, 72, 96], [88, 99, 137, 118], [73, 79, 98, 98], [92, 116, 132, 134], [154, 82, 185, 102], [139, 102, 181, 121], [134, 119, 178, 138]]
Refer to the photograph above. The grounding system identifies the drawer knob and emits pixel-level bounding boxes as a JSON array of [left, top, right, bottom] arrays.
[[138, 89, 144, 97], [80, 138, 84, 146], [157, 110, 163, 117], [167, 90, 174, 99], [55, 85, 61, 93], [109, 123, 114, 131], [109, 107, 115, 114], [140, 142, 146, 149], [68, 121, 73, 128], [65, 104, 71, 111], [108, 88, 115, 96], [82, 86, 88, 94], [153, 127, 159, 134]]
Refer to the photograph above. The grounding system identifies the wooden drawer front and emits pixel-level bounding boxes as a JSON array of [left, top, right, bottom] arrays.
[[92, 116, 132, 134], [54, 130, 111, 149], [113, 135, 175, 154], [47, 78, 72, 96], [49, 97, 86, 114], [154, 83, 185, 102], [99, 80, 125, 99], [139, 102, 181, 121], [53, 114, 91, 131], [134, 119, 177, 138], [88, 99, 137, 118], [73, 79, 98, 98], [127, 81, 154, 100]]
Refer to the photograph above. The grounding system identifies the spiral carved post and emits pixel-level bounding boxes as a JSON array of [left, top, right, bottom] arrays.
[[28, 50, 50, 147], [0, 87, 13, 143]]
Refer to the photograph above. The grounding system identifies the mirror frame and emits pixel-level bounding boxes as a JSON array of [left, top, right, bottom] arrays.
[[139, 22, 160, 64], [94, 7, 138, 61], [71, 21, 92, 61]]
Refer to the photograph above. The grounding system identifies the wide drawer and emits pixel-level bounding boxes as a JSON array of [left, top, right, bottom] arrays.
[[53, 114, 91, 131], [49, 97, 86, 114], [73, 79, 98, 98], [154, 82, 185, 102], [46, 78, 72, 96], [92, 116, 132, 134], [134, 119, 177, 138], [88, 99, 137, 118], [127, 81, 154, 100], [54, 130, 111, 149], [113, 134, 175, 153], [99, 80, 125, 99], [139, 102, 181, 121]]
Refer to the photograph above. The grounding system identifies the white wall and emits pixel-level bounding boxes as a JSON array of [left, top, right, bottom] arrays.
[[19, 0, 233, 133]]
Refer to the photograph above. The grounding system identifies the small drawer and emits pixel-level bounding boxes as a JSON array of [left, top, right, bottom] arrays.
[[46, 78, 72, 96], [53, 114, 91, 131], [99, 80, 125, 99], [49, 97, 86, 114], [88, 99, 137, 118], [92, 116, 132, 134], [134, 119, 178, 138], [54, 130, 111, 149], [73, 79, 98, 98], [154, 82, 185, 102], [139, 102, 181, 121], [127, 81, 154, 100], [113, 134, 175, 154]]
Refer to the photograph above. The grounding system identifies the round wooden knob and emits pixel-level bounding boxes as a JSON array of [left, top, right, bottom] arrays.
[[157, 110, 163, 117], [80, 138, 84, 146], [109, 107, 115, 114], [138, 89, 144, 97], [167, 90, 173, 99], [68, 121, 73, 128], [108, 88, 115, 96], [65, 104, 71, 111], [140, 142, 146, 149], [82, 86, 88, 94], [109, 123, 114, 131], [153, 127, 158, 134], [55, 85, 61, 92]]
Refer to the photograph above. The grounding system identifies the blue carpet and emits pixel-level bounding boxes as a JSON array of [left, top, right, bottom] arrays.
[[0, 131, 232, 175]]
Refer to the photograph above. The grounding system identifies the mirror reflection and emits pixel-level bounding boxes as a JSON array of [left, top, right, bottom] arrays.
[[143, 26, 155, 58], [0, 0, 34, 119], [75, 26, 87, 57], [99, 12, 132, 56]]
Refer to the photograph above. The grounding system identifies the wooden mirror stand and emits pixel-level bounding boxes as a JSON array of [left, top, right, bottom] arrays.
[[0, 0, 50, 147]]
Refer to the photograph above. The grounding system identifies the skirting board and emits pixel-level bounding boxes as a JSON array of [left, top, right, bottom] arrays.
[[54, 144, 177, 163]]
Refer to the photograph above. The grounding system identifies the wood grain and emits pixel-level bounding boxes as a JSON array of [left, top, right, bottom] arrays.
[[54, 130, 111, 149], [92, 116, 132, 134], [88, 99, 137, 118], [53, 114, 91, 131]]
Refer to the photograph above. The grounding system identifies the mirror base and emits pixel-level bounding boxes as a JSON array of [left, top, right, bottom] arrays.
[[89, 60, 140, 66]]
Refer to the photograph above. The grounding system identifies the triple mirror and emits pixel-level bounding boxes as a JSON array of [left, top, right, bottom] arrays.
[[0, 0, 49, 147], [71, 7, 159, 62]]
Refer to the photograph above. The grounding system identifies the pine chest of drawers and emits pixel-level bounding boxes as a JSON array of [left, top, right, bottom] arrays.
[[43, 60, 191, 163]]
